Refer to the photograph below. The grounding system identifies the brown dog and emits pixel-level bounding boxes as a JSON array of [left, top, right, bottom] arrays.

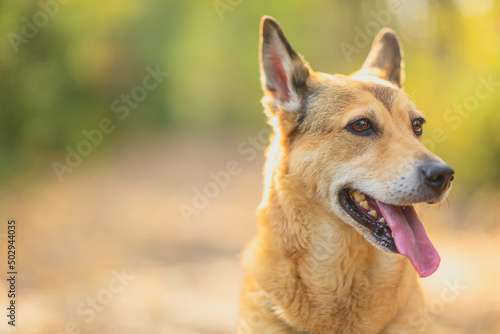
[[238, 16, 454, 334]]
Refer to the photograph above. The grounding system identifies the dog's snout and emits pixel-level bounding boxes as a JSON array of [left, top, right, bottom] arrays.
[[421, 160, 454, 193]]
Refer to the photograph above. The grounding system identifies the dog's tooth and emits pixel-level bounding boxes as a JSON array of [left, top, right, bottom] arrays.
[[369, 210, 378, 218], [391, 232, 394, 238], [360, 201, 369, 210], [352, 190, 366, 202], [379, 218, 386, 224]]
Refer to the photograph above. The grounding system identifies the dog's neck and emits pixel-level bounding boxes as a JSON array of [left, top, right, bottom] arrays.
[[245, 134, 416, 333]]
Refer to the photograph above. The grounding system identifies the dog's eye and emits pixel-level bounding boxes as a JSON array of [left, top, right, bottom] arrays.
[[349, 118, 372, 134], [412, 118, 425, 136]]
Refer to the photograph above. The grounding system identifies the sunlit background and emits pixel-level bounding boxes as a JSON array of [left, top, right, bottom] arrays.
[[0, 0, 499, 333]]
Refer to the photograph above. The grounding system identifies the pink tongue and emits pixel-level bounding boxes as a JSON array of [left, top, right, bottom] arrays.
[[376, 201, 440, 278]]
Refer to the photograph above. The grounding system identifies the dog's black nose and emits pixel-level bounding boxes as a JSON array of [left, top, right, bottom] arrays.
[[421, 160, 454, 193]]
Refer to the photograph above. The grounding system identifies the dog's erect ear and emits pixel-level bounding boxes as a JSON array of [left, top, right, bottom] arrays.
[[358, 28, 404, 88], [260, 16, 310, 113]]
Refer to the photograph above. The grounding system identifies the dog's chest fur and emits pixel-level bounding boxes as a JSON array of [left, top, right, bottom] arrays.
[[243, 187, 417, 333]]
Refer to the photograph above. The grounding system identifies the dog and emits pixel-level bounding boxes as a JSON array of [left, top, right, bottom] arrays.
[[238, 16, 454, 334]]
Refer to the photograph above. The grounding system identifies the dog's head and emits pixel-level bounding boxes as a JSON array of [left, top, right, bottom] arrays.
[[259, 16, 454, 277]]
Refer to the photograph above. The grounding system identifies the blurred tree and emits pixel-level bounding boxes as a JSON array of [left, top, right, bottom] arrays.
[[0, 0, 498, 192]]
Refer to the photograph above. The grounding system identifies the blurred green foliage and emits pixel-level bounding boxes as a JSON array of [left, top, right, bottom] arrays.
[[0, 0, 499, 191]]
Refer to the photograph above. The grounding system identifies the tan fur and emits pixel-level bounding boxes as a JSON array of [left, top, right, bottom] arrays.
[[238, 17, 447, 334]]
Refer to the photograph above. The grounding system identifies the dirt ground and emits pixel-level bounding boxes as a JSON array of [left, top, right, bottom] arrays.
[[0, 133, 499, 334]]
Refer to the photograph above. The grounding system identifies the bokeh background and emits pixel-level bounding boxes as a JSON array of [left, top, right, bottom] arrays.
[[0, 0, 499, 333]]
